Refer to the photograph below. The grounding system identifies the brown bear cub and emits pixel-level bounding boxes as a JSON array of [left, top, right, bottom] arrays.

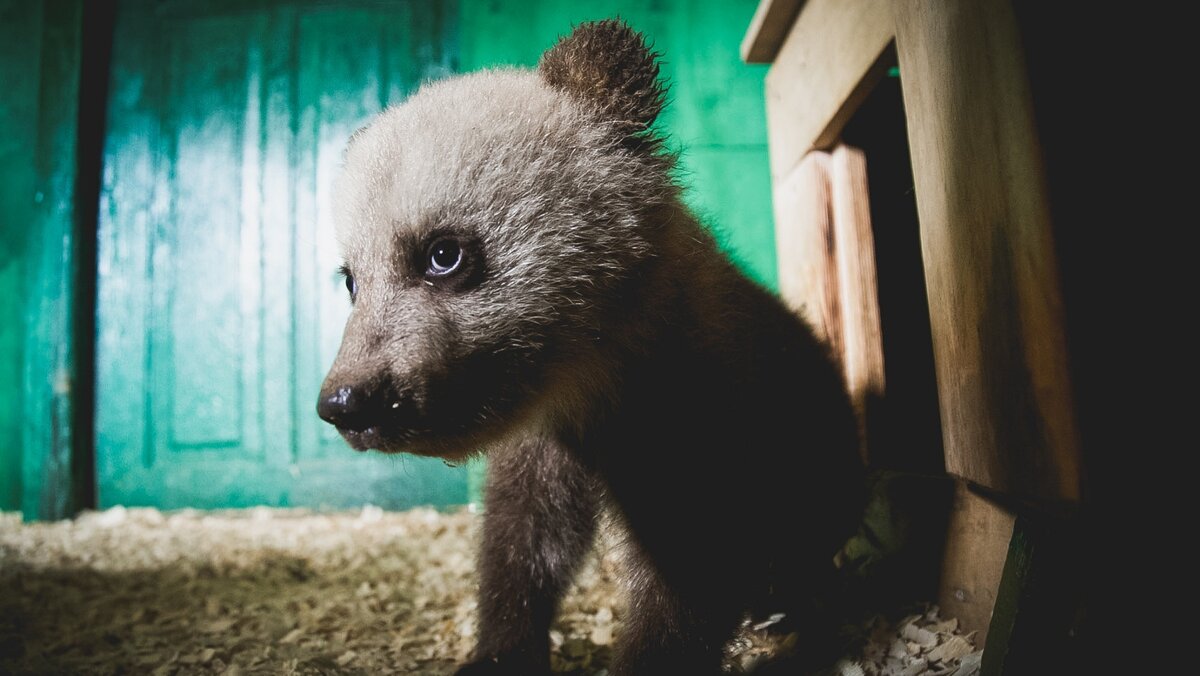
[[317, 20, 864, 675]]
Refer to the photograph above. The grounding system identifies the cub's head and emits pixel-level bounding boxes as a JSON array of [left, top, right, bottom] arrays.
[[317, 20, 676, 459]]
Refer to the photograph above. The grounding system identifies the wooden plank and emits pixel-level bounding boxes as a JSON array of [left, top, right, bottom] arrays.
[[939, 481, 1015, 645], [829, 145, 885, 441], [0, 0, 45, 512], [20, 0, 86, 520], [763, 0, 892, 181], [773, 146, 884, 464], [773, 151, 841, 357], [740, 0, 804, 64], [894, 0, 1081, 503], [980, 512, 1086, 674]]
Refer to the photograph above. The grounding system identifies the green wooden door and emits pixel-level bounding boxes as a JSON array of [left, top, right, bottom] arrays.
[[96, 0, 466, 510]]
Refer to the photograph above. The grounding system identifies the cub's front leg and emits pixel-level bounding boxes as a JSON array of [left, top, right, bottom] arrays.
[[456, 435, 600, 675]]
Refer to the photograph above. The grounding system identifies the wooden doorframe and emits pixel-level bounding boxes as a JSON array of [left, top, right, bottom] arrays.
[[744, 0, 1086, 661]]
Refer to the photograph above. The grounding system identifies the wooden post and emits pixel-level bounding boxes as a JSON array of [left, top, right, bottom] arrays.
[[893, 0, 1081, 504], [938, 482, 1015, 642]]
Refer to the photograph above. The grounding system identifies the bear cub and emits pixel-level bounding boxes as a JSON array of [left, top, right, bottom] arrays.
[[318, 20, 864, 675]]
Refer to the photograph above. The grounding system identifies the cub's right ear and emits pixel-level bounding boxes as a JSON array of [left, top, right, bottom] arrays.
[[538, 19, 666, 143]]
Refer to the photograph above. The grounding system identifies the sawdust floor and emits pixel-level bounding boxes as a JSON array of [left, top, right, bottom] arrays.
[[0, 507, 982, 675]]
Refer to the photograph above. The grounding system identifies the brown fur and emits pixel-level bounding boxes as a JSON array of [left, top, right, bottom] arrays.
[[317, 21, 865, 675]]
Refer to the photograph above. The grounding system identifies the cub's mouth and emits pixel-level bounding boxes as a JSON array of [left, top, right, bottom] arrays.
[[317, 383, 428, 454], [318, 349, 538, 461], [337, 425, 400, 453], [333, 422, 480, 461], [317, 386, 489, 461]]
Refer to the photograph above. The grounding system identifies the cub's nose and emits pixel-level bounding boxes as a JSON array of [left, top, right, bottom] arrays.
[[317, 382, 387, 432]]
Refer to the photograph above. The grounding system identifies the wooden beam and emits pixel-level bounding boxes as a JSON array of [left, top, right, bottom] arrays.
[[939, 481, 1015, 645], [764, 0, 893, 182], [894, 0, 1081, 503], [740, 0, 804, 64]]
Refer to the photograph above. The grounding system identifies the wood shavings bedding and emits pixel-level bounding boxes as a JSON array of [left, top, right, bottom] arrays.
[[0, 507, 980, 675]]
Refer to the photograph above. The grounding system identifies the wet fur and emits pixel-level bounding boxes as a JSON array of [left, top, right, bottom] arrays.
[[320, 20, 864, 675]]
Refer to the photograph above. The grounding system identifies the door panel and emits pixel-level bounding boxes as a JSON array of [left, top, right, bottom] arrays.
[[97, 0, 465, 510]]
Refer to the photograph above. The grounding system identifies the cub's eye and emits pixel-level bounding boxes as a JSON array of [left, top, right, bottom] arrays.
[[427, 238, 463, 276], [340, 265, 357, 301]]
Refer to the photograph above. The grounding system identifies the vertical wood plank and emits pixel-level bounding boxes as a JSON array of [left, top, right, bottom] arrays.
[[939, 481, 1015, 644], [21, 0, 85, 520], [96, 0, 155, 502], [773, 152, 840, 356], [0, 0, 46, 511], [829, 145, 885, 443], [259, 4, 296, 469], [894, 0, 1081, 503]]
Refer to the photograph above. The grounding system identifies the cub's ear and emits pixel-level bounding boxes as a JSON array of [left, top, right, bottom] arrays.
[[538, 19, 666, 141]]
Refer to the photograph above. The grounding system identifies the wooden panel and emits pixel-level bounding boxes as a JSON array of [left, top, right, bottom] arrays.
[[164, 13, 249, 449], [0, 0, 46, 512], [773, 152, 839, 355], [764, 0, 892, 181], [96, 0, 467, 511], [740, 0, 803, 64], [4, 1, 86, 520], [939, 481, 1015, 645], [774, 146, 884, 463], [894, 0, 1080, 502], [829, 145, 885, 433]]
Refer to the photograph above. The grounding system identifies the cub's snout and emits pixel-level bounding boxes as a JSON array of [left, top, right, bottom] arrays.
[[316, 378, 420, 452]]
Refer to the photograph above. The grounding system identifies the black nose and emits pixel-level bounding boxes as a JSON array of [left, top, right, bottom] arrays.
[[317, 382, 387, 431]]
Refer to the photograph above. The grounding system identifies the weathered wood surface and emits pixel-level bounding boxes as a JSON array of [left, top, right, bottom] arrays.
[[774, 151, 840, 355], [938, 481, 1015, 645], [829, 145, 886, 437], [893, 0, 1080, 502], [775, 146, 885, 462], [763, 0, 893, 181], [740, 0, 804, 64]]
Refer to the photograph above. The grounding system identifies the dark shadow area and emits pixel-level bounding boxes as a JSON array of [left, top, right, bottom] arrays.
[[70, 0, 116, 516], [827, 59, 955, 623], [840, 59, 945, 477], [838, 469, 956, 615]]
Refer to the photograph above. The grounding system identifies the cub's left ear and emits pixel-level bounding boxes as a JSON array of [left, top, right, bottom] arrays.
[[538, 19, 666, 142]]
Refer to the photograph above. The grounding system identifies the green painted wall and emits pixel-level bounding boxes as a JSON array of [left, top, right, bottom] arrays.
[[2, 0, 773, 516]]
